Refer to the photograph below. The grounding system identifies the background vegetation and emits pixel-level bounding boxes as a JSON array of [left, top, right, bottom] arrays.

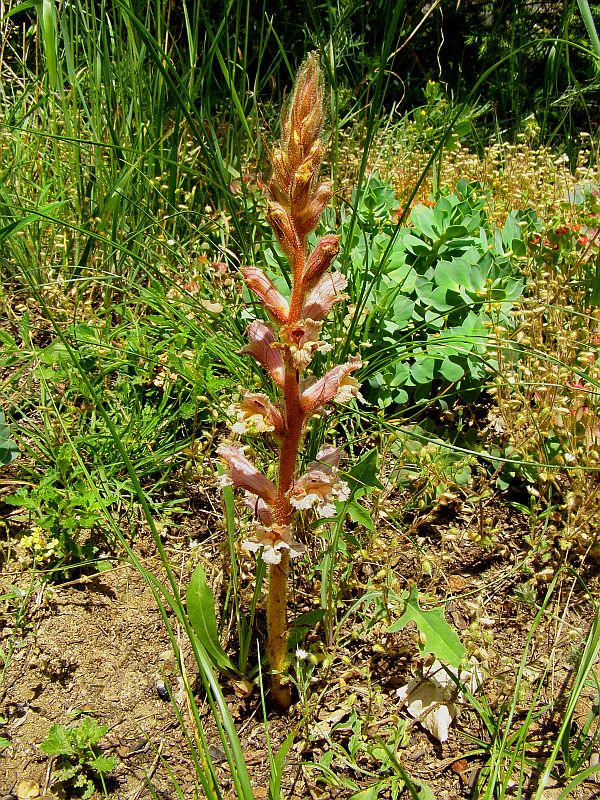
[[1, 0, 599, 798]]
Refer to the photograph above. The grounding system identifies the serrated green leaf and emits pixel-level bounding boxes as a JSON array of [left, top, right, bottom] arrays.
[[88, 754, 117, 773], [76, 716, 107, 747], [41, 723, 75, 756], [53, 763, 80, 782], [388, 586, 465, 667], [186, 564, 238, 675]]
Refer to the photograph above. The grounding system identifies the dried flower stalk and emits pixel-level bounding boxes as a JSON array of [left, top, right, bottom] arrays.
[[218, 53, 361, 710]]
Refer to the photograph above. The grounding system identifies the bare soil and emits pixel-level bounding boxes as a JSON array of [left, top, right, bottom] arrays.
[[1, 498, 599, 800]]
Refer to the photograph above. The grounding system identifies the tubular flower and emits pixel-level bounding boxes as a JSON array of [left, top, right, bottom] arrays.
[[266, 202, 300, 257], [217, 444, 276, 505], [280, 319, 331, 370], [300, 355, 362, 412], [228, 392, 285, 437], [302, 271, 348, 321], [295, 182, 333, 236], [242, 267, 289, 324], [240, 321, 285, 387], [242, 524, 305, 565], [243, 492, 274, 527], [289, 448, 350, 518], [303, 234, 341, 286]]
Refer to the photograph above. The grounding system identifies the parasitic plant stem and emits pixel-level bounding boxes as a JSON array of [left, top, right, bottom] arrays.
[[218, 53, 362, 711]]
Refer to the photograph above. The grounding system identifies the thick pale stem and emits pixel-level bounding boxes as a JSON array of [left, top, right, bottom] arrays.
[[267, 550, 291, 709]]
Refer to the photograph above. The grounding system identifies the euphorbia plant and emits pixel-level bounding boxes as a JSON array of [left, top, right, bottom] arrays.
[[217, 53, 362, 710]]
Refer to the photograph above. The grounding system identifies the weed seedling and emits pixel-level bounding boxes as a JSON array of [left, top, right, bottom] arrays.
[[41, 716, 116, 798]]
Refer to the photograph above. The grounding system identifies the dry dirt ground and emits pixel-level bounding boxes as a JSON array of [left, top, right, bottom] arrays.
[[1, 500, 599, 800]]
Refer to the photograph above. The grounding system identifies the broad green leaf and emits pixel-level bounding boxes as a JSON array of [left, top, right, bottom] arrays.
[[346, 500, 375, 531], [411, 357, 435, 385], [0, 410, 18, 466], [345, 449, 383, 498], [439, 357, 465, 382], [349, 782, 384, 800], [186, 564, 238, 675], [410, 204, 437, 239], [388, 586, 465, 667], [88, 755, 117, 774]]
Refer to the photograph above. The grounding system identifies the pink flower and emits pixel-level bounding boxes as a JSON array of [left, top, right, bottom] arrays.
[[217, 444, 276, 505], [281, 319, 331, 369], [302, 271, 348, 320], [228, 392, 285, 437], [242, 266, 289, 324], [241, 321, 285, 387], [300, 355, 362, 412], [290, 447, 349, 517], [242, 525, 305, 565], [243, 492, 274, 527]]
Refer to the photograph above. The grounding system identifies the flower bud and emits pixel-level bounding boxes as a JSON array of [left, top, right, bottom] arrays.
[[296, 182, 333, 236], [266, 202, 300, 257], [303, 234, 340, 286]]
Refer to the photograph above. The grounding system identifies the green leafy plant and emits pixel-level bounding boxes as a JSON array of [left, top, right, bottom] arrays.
[[0, 408, 18, 466], [41, 716, 116, 799], [344, 175, 535, 408], [306, 707, 433, 800], [6, 468, 109, 570]]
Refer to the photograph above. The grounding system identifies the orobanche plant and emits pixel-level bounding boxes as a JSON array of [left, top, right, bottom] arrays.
[[217, 53, 361, 710]]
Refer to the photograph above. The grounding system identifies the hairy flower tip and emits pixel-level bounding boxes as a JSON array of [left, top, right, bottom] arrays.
[[229, 392, 286, 438], [302, 271, 348, 321], [243, 492, 274, 527], [217, 444, 276, 505], [300, 355, 363, 412], [240, 321, 285, 387], [281, 319, 331, 370], [290, 458, 350, 519], [242, 266, 289, 324], [242, 524, 305, 565], [283, 52, 325, 169], [304, 235, 341, 286], [266, 202, 300, 257]]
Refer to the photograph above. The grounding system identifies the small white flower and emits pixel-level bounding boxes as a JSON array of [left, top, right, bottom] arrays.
[[242, 525, 305, 565]]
